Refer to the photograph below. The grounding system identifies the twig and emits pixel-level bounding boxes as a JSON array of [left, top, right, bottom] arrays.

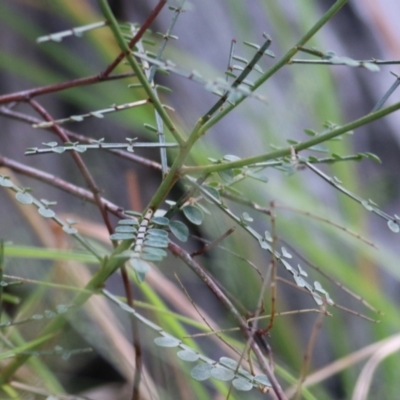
[[260, 201, 277, 334], [294, 305, 326, 400], [0, 107, 162, 171], [97, 0, 185, 146], [190, 227, 236, 257], [100, 0, 167, 78], [0, 72, 135, 105], [174, 274, 241, 359], [28, 99, 114, 236], [281, 240, 381, 314], [0, 155, 125, 218], [169, 241, 287, 400]]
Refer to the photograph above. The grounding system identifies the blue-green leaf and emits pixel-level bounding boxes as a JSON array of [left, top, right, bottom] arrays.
[[15, 192, 33, 205], [388, 220, 399, 233], [253, 374, 271, 387], [115, 225, 137, 233], [177, 349, 199, 362], [38, 207, 55, 218], [154, 336, 180, 348], [218, 169, 235, 183], [147, 228, 169, 238], [169, 221, 189, 242], [0, 176, 13, 187], [110, 232, 136, 240], [144, 237, 169, 248], [151, 216, 169, 226], [182, 205, 204, 225], [211, 366, 235, 381], [118, 219, 139, 226], [232, 377, 253, 391], [190, 364, 213, 381]]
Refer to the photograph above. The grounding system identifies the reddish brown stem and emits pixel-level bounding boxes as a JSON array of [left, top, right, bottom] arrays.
[[28, 99, 114, 236], [0, 72, 135, 105], [190, 227, 236, 257], [0, 155, 125, 217]]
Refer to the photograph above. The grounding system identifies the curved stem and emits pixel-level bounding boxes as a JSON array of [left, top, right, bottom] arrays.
[[97, 0, 186, 147], [182, 98, 400, 175]]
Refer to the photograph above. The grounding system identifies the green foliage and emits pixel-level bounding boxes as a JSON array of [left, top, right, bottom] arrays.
[[1, 1, 400, 399]]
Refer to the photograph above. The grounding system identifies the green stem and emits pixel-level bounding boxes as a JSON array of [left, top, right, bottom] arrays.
[[142, 0, 349, 214], [198, 0, 348, 136], [97, 0, 186, 147], [182, 99, 400, 175], [143, 117, 207, 212], [0, 252, 130, 384]]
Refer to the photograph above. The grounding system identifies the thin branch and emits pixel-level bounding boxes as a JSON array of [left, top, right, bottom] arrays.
[[260, 201, 277, 334], [0, 72, 135, 105], [174, 274, 241, 359], [294, 305, 326, 400], [97, 0, 185, 146], [181, 97, 400, 175], [0, 107, 162, 171], [371, 71, 400, 112], [281, 240, 381, 315], [0, 155, 125, 218], [100, 0, 167, 78], [190, 227, 236, 257], [289, 59, 400, 66], [194, 0, 349, 137], [28, 99, 114, 236], [169, 241, 287, 400]]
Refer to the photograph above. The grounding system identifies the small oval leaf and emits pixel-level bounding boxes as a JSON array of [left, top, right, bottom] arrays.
[[118, 219, 139, 226], [253, 374, 271, 386], [0, 177, 13, 187], [142, 247, 167, 257], [388, 220, 399, 233], [177, 350, 199, 362], [361, 200, 373, 211], [242, 212, 253, 222], [183, 205, 204, 225], [190, 364, 213, 381], [151, 216, 169, 226], [232, 377, 253, 391], [147, 228, 169, 238], [15, 192, 33, 205], [110, 232, 136, 240], [169, 221, 189, 242], [154, 336, 180, 348], [219, 357, 238, 369], [281, 247, 292, 259], [115, 225, 137, 233], [141, 253, 163, 262], [130, 258, 150, 275], [56, 305, 68, 314], [38, 207, 55, 218], [144, 238, 169, 248], [91, 111, 104, 118], [218, 169, 235, 183], [62, 226, 78, 235], [43, 141, 57, 147], [211, 366, 235, 381]]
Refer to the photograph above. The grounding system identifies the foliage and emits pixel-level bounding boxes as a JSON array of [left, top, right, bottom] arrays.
[[0, 1, 400, 399]]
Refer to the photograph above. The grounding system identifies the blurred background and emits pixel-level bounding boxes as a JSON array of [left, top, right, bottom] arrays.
[[1, 1, 400, 399]]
